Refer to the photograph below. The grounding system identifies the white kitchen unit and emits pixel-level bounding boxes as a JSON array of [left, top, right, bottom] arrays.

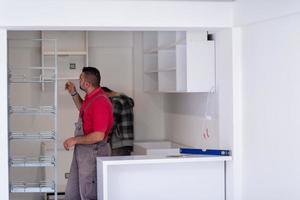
[[143, 31, 215, 93], [97, 155, 231, 200]]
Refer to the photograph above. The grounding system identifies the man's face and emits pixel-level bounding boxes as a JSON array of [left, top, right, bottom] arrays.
[[79, 73, 89, 93]]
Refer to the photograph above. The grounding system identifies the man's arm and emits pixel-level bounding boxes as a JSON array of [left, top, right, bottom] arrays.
[[71, 92, 83, 111], [65, 81, 83, 111], [63, 131, 105, 150]]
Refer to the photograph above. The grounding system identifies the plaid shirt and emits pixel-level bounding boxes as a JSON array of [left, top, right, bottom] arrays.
[[108, 94, 134, 149]]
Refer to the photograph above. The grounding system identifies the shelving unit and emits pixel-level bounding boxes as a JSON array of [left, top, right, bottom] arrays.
[[11, 181, 55, 193], [8, 38, 58, 200], [10, 156, 55, 167], [42, 31, 88, 84], [143, 31, 215, 93]]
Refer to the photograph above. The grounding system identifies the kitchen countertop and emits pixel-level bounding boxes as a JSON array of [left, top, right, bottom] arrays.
[[97, 154, 231, 166]]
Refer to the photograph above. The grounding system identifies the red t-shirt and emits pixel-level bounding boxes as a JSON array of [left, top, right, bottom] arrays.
[[79, 87, 114, 137]]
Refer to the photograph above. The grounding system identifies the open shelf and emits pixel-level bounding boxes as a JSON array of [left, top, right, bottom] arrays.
[[9, 74, 55, 83], [9, 131, 56, 140], [10, 181, 55, 193], [9, 66, 56, 70], [10, 156, 55, 167], [9, 106, 56, 115], [43, 51, 87, 56]]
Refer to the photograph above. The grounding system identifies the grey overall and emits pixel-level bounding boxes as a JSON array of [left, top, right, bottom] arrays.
[[65, 94, 110, 200]]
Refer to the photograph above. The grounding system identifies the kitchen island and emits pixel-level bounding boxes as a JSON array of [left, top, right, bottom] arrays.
[[97, 154, 231, 200]]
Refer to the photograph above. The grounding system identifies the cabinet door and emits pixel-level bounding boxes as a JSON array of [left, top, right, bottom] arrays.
[[186, 32, 215, 92]]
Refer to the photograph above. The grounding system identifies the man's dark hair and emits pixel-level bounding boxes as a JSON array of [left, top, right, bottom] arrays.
[[102, 86, 113, 93], [82, 67, 101, 87]]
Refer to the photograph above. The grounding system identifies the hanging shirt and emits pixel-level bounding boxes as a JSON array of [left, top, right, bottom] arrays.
[[80, 87, 114, 137], [108, 94, 134, 149]]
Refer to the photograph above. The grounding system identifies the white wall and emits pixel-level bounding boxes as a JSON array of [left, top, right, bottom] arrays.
[[89, 31, 134, 96], [0, 1, 233, 29], [234, 1, 300, 200]]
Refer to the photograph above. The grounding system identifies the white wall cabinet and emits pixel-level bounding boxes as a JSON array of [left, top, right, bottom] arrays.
[[143, 31, 215, 93]]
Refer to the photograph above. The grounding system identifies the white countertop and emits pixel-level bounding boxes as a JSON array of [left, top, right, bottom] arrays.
[[97, 154, 232, 166]]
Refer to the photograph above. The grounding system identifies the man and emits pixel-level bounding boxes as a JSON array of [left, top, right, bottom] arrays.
[[63, 67, 114, 200], [102, 87, 134, 156]]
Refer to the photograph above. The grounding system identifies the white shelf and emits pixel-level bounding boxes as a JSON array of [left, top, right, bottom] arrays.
[[57, 77, 78, 80], [144, 41, 186, 54], [159, 68, 176, 72], [9, 74, 55, 83], [144, 70, 159, 74], [9, 106, 56, 115], [144, 49, 158, 54], [43, 51, 87, 56], [10, 181, 55, 193], [10, 156, 55, 167], [9, 131, 55, 140], [9, 66, 56, 70]]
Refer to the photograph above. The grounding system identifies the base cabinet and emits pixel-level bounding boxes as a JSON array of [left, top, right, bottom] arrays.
[[97, 156, 229, 200]]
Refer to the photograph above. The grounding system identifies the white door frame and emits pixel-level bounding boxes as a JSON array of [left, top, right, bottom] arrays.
[[0, 28, 9, 200]]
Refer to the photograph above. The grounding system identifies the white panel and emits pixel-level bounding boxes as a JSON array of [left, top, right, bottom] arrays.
[[133, 32, 165, 141], [89, 47, 133, 96], [241, 13, 300, 200], [235, 0, 300, 26], [176, 31, 186, 43], [132, 141, 183, 156], [143, 53, 158, 72], [176, 44, 187, 91], [88, 31, 133, 47], [106, 162, 224, 200], [0, 28, 9, 200], [43, 31, 86, 52], [143, 73, 158, 92], [0, 1, 233, 28], [158, 71, 176, 92], [143, 32, 157, 51], [158, 31, 176, 47], [165, 112, 218, 149], [158, 50, 176, 70], [215, 29, 233, 149], [186, 32, 215, 92]]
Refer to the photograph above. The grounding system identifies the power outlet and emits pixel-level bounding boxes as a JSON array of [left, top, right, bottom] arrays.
[[69, 63, 76, 70], [65, 172, 70, 179]]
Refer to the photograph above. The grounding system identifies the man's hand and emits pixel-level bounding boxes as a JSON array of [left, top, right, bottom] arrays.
[[63, 137, 77, 151], [65, 81, 76, 94]]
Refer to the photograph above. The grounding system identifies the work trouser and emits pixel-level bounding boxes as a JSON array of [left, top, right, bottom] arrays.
[[65, 110, 110, 200], [65, 142, 110, 200]]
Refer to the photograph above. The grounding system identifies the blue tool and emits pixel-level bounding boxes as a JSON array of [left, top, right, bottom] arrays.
[[180, 148, 231, 156]]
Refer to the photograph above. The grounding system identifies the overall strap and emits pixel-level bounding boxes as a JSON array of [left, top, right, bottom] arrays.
[[81, 93, 107, 117]]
